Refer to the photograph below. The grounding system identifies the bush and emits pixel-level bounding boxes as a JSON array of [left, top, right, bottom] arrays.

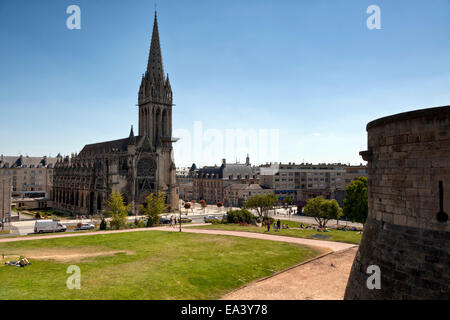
[[35, 212, 41, 219], [226, 209, 253, 224], [99, 218, 107, 230], [205, 218, 222, 224], [262, 216, 275, 225], [76, 222, 82, 229]]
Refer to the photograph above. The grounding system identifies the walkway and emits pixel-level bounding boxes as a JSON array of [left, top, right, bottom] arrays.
[[221, 246, 358, 300], [0, 224, 356, 253]]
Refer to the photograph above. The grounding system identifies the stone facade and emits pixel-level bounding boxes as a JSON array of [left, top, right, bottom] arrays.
[[52, 12, 178, 215], [259, 162, 367, 203], [192, 158, 258, 205], [345, 105, 450, 300], [0, 175, 11, 223], [0, 155, 56, 199]]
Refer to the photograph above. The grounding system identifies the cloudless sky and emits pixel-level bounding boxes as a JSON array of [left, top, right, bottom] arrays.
[[1, 0, 449, 167]]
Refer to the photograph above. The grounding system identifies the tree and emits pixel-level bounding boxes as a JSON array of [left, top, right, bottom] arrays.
[[216, 201, 223, 212], [103, 191, 130, 230], [200, 200, 207, 213], [244, 193, 277, 220], [140, 191, 166, 227], [343, 176, 368, 224], [283, 196, 293, 209], [303, 196, 342, 229], [184, 202, 191, 215]]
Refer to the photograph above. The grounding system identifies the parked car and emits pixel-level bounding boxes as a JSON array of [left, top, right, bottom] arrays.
[[159, 217, 171, 224], [34, 220, 66, 233], [75, 223, 95, 231], [204, 215, 219, 221]]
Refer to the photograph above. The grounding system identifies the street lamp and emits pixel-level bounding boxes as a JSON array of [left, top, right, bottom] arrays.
[[179, 203, 182, 232]]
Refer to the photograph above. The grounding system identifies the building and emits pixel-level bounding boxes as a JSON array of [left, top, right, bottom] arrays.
[[0, 155, 56, 199], [192, 156, 258, 204], [176, 167, 194, 201], [52, 12, 178, 215], [223, 183, 273, 207], [259, 162, 367, 204], [0, 175, 11, 224]]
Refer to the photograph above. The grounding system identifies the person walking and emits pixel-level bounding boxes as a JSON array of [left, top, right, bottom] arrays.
[[266, 219, 271, 232], [276, 219, 281, 232]]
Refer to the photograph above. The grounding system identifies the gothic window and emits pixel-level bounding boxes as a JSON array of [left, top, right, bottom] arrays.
[[137, 157, 156, 177]]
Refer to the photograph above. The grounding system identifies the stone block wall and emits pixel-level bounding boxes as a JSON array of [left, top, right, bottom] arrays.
[[345, 105, 450, 299]]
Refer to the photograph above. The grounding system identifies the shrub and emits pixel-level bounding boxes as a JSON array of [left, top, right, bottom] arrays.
[[262, 216, 275, 225], [76, 222, 82, 229], [99, 218, 107, 230], [205, 218, 222, 224], [35, 212, 41, 219], [226, 209, 253, 224]]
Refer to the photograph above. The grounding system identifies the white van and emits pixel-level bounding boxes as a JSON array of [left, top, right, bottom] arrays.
[[34, 220, 67, 233]]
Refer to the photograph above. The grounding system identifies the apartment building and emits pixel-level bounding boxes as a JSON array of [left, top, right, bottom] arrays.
[[259, 162, 367, 203], [0, 155, 56, 199]]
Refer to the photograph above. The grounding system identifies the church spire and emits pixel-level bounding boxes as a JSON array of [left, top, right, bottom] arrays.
[[129, 125, 135, 145], [146, 11, 164, 82]]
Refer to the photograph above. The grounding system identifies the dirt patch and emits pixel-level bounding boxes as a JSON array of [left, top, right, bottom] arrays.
[[221, 246, 358, 300], [12, 248, 134, 263]]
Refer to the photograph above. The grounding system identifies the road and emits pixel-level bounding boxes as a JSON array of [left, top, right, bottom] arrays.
[[7, 212, 225, 236], [5, 204, 362, 236]]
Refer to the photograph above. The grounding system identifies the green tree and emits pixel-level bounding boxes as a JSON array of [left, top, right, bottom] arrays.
[[343, 176, 368, 224], [283, 196, 293, 209], [303, 196, 342, 229], [244, 193, 277, 220], [140, 191, 166, 227], [103, 191, 130, 230]]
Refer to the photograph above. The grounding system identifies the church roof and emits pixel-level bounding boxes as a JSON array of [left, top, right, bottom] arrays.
[[79, 136, 144, 155]]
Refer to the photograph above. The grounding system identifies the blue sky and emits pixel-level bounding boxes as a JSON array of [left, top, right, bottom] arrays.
[[1, 0, 449, 167]]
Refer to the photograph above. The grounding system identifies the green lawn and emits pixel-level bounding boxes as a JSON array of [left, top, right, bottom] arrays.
[[187, 220, 362, 245], [0, 230, 320, 300]]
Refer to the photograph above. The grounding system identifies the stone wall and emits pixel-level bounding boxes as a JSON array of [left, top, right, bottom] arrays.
[[345, 105, 450, 300]]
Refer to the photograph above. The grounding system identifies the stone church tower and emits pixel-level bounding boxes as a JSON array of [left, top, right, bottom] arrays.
[[135, 12, 179, 208], [52, 12, 179, 215]]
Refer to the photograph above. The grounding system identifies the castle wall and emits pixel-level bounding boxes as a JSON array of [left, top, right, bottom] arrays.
[[345, 106, 450, 299]]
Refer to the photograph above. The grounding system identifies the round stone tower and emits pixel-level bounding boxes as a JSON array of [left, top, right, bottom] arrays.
[[345, 105, 450, 300]]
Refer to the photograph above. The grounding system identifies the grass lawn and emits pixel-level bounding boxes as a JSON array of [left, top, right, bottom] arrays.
[[187, 220, 362, 245], [0, 230, 321, 299]]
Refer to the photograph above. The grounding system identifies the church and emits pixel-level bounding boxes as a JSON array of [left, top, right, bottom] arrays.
[[52, 12, 179, 215]]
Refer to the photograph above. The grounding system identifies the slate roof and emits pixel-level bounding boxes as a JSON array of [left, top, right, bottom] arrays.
[[0, 155, 57, 168], [79, 136, 143, 155], [196, 163, 255, 180]]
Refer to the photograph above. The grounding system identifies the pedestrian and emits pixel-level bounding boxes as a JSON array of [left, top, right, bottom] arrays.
[[276, 219, 281, 232], [266, 220, 270, 232]]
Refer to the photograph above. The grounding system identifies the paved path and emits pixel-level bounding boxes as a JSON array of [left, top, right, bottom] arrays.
[[162, 227, 356, 252], [0, 224, 356, 253], [222, 246, 358, 300], [0, 224, 207, 243]]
